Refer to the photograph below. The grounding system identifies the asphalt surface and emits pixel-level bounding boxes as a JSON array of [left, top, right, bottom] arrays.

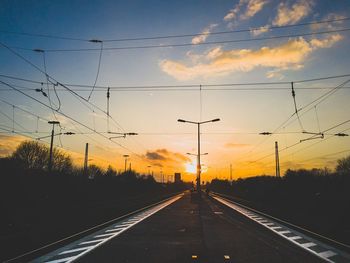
[[76, 192, 325, 263]]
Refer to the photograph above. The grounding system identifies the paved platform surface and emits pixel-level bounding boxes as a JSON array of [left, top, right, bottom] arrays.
[[75, 192, 324, 263]]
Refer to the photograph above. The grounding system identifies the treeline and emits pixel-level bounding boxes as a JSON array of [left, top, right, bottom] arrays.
[[209, 155, 350, 245], [0, 140, 188, 261]]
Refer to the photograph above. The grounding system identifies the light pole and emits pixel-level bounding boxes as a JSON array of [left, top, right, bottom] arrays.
[[123, 154, 129, 173], [178, 118, 220, 193], [48, 121, 60, 172]]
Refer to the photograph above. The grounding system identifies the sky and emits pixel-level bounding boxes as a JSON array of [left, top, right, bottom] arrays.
[[0, 0, 350, 183]]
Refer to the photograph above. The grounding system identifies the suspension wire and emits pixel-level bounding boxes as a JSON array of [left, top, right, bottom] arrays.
[[12, 105, 15, 132], [87, 40, 103, 101], [291, 82, 305, 132], [251, 120, 350, 163], [1, 73, 350, 90], [14, 28, 350, 52], [0, 80, 148, 162], [0, 41, 124, 133], [107, 87, 110, 132], [314, 106, 321, 133], [199, 84, 202, 122], [1, 16, 349, 42]]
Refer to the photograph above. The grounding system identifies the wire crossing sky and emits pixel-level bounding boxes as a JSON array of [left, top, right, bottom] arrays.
[[0, 0, 350, 182]]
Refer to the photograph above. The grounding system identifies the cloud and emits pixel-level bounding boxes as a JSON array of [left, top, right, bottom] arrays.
[[191, 24, 217, 45], [250, 25, 270, 36], [273, 0, 314, 26], [241, 0, 269, 20], [224, 0, 269, 23], [160, 34, 343, 81], [0, 135, 27, 157], [144, 148, 190, 167], [309, 33, 343, 48], [225, 142, 250, 148], [146, 151, 166, 160], [310, 13, 346, 31]]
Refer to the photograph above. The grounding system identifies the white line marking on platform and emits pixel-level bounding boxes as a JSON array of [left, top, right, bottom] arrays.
[[211, 194, 350, 263], [59, 246, 93, 255], [318, 250, 337, 258], [290, 236, 302, 240], [44, 256, 78, 263], [278, 230, 291, 234], [33, 194, 184, 263], [79, 239, 105, 245], [94, 233, 116, 238], [300, 242, 317, 248]]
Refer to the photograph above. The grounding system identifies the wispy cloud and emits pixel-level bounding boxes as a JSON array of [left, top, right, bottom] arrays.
[[144, 148, 190, 167], [160, 34, 343, 80], [310, 13, 346, 31], [191, 24, 217, 45], [224, 0, 269, 23], [273, 0, 314, 26], [0, 135, 26, 157], [250, 25, 270, 36]]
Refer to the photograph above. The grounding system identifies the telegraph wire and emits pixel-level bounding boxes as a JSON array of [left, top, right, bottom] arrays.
[[12, 28, 350, 52], [251, 120, 350, 163], [0, 17, 349, 42], [0, 79, 149, 163], [0, 41, 125, 132], [87, 40, 103, 101], [1, 73, 350, 90]]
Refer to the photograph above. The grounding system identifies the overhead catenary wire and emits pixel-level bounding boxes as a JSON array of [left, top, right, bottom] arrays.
[[9, 28, 350, 52], [0, 79, 149, 163], [1, 73, 350, 90], [0, 41, 125, 133], [0, 16, 349, 42], [251, 119, 350, 164], [87, 40, 103, 101]]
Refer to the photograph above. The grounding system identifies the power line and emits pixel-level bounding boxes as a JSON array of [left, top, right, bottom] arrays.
[[251, 119, 350, 163], [0, 79, 148, 163], [10, 28, 350, 52], [87, 41, 103, 101], [1, 73, 350, 90], [1, 16, 348, 42], [0, 41, 126, 133]]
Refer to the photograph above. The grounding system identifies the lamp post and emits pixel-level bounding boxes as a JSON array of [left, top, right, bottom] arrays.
[[123, 154, 129, 173], [178, 118, 220, 193]]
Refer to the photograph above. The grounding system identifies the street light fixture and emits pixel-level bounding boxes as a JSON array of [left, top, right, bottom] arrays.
[[178, 118, 220, 193]]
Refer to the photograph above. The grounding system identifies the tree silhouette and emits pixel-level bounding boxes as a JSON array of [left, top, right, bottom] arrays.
[[11, 140, 72, 173], [336, 155, 350, 175]]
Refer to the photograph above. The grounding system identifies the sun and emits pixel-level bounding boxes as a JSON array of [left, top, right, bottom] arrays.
[[185, 162, 196, 174]]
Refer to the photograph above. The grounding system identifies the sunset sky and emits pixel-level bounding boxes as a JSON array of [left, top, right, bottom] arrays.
[[1, 0, 350, 182]]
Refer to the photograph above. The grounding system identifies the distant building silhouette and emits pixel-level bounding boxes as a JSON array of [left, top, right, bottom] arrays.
[[174, 173, 181, 183]]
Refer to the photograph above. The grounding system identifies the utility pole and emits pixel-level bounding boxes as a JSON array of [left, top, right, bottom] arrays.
[[123, 154, 129, 173], [129, 162, 131, 172], [106, 87, 110, 132], [48, 121, 60, 173], [275, 141, 280, 177], [230, 163, 232, 181], [84, 143, 89, 176]]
